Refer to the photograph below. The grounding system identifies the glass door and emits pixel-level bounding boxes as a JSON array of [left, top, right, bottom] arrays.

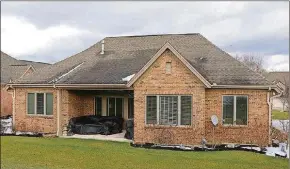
[[107, 97, 123, 117]]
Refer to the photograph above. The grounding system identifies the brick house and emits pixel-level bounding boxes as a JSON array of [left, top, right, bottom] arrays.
[[266, 71, 289, 112], [7, 34, 280, 146], [1, 51, 49, 116]]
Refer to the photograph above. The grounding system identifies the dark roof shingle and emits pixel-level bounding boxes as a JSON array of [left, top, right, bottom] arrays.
[[1, 51, 50, 84], [266, 72, 289, 85], [14, 33, 271, 85]]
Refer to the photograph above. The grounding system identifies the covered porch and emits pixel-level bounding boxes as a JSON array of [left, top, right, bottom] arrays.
[[59, 89, 134, 136]]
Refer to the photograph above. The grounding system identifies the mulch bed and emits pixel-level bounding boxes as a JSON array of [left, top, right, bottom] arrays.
[[130, 143, 287, 158]]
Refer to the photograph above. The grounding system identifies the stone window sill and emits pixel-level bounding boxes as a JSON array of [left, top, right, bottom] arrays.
[[144, 124, 193, 129], [222, 124, 248, 128], [26, 114, 54, 119]]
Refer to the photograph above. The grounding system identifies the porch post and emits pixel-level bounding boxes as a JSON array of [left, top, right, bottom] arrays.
[[102, 97, 107, 116], [123, 96, 128, 120], [12, 88, 16, 130], [57, 89, 62, 136]]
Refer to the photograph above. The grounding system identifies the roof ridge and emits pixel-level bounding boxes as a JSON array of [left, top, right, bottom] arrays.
[[269, 71, 289, 73], [18, 59, 50, 65], [105, 33, 200, 39]]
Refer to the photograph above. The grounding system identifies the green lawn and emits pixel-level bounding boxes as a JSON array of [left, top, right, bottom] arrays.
[[272, 110, 289, 120], [1, 136, 287, 169]]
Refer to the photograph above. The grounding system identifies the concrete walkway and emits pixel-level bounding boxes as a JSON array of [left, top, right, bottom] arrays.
[[60, 131, 132, 143]]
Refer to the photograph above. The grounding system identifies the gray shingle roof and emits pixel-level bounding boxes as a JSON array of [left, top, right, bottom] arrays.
[[266, 72, 289, 85], [1, 51, 50, 84], [14, 33, 271, 85]]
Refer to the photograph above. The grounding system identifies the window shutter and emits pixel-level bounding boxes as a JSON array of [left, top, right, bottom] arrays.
[[181, 96, 192, 125], [27, 93, 35, 114], [146, 96, 157, 124], [46, 93, 53, 115]]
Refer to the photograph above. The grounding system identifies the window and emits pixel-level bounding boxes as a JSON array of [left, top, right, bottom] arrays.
[[159, 96, 178, 125], [107, 97, 123, 117], [146, 96, 157, 124], [165, 62, 172, 74], [222, 95, 248, 125], [36, 93, 44, 114], [95, 97, 102, 116], [181, 96, 192, 125], [146, 95, 192, 125], [27, 93, 53, 115]]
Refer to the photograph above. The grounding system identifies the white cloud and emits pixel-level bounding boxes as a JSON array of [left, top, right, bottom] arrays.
[[1, 16, 91, 58], [0, 1, 288, 68], [229, 52, 289, 71], [266, 54, 289, 71]]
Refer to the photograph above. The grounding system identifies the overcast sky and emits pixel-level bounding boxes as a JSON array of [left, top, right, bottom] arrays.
[[1, 1, 289, 71]]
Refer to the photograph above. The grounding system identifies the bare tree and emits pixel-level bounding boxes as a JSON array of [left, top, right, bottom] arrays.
[[235, 54, 267, 74], [280, 77, 289, 112]]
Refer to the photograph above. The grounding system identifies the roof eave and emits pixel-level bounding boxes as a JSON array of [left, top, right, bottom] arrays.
[[8, 83, 131, 90], [211, 84, 280, 92]]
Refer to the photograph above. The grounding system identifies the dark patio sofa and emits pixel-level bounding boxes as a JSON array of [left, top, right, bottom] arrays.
[[68, 115, 124, 135]]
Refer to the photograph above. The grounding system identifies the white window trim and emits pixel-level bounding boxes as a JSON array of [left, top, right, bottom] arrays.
[[145, 95, 192, 126], [222, 95, 248, 126], [27, 92, 53, 116], [106, 97, 124, 117]]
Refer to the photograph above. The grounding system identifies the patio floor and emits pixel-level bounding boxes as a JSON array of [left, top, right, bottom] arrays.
[[60, 130, 132, 143]]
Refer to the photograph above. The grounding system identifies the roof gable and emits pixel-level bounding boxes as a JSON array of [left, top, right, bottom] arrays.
[[19, 65, 36, 79], [13, 34, 271, 86], [1, 51, 49, 84], [127, 42, 211, 88]]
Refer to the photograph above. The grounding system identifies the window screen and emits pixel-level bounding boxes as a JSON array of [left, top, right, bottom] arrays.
[[146, 96, 157, 124], [181, 96, 192, 125], [223, 96, 234, 125], [46, 93, 53, 115], [36, 93, 44, 114], [27, 93, 53, 115], [27, 93, 35, 114], [236, 96, 248, 125], [159, 96, 178, 125], [222, 95, 248, 125]]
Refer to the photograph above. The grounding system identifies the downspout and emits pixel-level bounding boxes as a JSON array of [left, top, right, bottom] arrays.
[[12, 86, 16, 130], [54, 84, 62, 136], [267, 87, 283, 145]]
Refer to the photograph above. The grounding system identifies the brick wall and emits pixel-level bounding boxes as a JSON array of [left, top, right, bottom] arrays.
[[14, 88, 58, 133], [133, 49, 206, 145], [1, 86, 13, 116], [133, 49, 270, 146], [61, 90, 84, 131], [205, 89, 270, 146]]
